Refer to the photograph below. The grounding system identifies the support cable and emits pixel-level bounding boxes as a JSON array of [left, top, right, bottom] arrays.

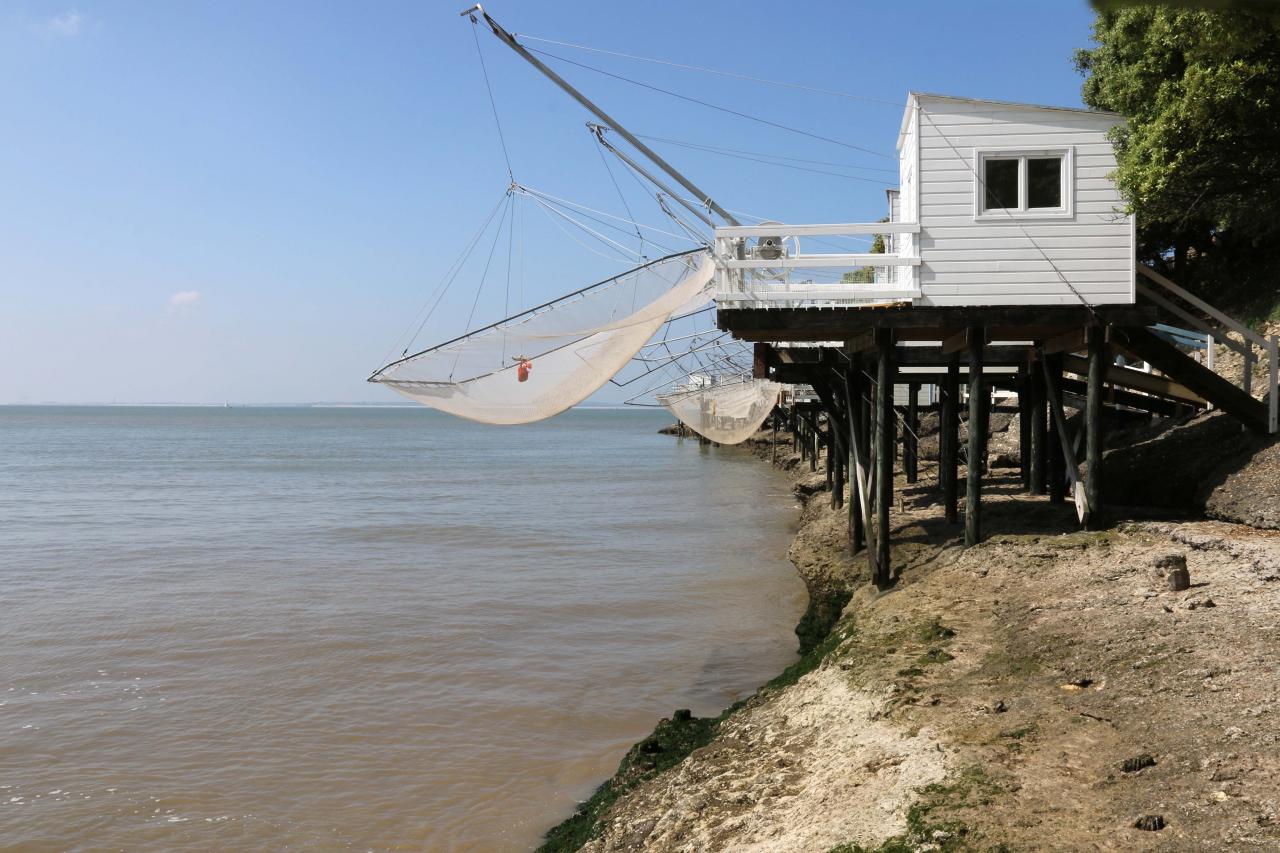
[[393, 189, 509, 360], [639, 135, 896, 184], [512, 34, 901, 107], [527, 192, 641, 264], [920, 111, 1099, 324], [452, 191, 514, 379], [515, 184, 690, 250], [469, 14, 515, 182], [528, 47, 895, 161], [635, 134, 899, 173], [593, 134, 645, 258]]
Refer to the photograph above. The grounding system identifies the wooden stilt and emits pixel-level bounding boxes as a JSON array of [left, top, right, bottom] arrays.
[[825, 426, 834, 496], [1029, 359, 1046, 495], [1018, 372, 1031, 491], [831, 406, 845, 510], [942, 353, 959, 524], [905, 382, 919, 484], [1086, 325, 1106, 525], [811, 418, 819, 472], [965, 326, 986, 547], [874, 329, 894, 586], [1046, 353, 1066, 504], [846, 356, 867, 554]]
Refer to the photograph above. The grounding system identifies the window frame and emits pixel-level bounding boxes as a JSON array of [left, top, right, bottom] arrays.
[[972, 146, 1074, 221]]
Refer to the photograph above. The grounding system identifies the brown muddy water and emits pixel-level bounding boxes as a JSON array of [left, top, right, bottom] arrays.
[[0, 406, 805, 851]]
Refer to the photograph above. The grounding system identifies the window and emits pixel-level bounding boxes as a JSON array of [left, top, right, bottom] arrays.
[[975, 148, 1072, 218], [983, 159, 1019, 211], [1027, 157, 1062, 209]]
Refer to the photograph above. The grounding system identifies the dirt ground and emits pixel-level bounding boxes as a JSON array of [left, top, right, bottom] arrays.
[[573, 437, 1280, 852]]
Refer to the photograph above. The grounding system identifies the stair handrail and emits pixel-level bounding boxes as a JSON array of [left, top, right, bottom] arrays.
[[1136, 264, 1268, 350], [1134, 280, 1251, 359], [1136, 263, 1278, 434]]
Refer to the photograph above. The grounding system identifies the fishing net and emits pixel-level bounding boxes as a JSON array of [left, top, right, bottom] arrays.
[[658, 377, 782, 445], [370, 250, 714, 424]]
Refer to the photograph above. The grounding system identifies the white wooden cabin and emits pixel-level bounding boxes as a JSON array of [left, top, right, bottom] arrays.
[[715, 92, 1135, 309]]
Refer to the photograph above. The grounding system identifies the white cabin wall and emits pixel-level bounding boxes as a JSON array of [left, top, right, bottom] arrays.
[[912, 97, 1134, 307], [897, 106, 919, 291]]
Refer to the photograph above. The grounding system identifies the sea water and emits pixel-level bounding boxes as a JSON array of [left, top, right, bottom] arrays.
[[0, 406, 805, 851]]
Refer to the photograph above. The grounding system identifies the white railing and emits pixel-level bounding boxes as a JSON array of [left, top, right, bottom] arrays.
[[714, 222, 922, 309], [1137, 264, 1279, 433]]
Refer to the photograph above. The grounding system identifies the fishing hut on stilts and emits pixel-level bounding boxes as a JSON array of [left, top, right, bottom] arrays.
[[376, 10, 1279, 594], [721, 94, 1278, 588]]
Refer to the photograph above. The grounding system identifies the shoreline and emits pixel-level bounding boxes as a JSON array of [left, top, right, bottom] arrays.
[[541, 416, 1280, 851], [538, 427, 862, 852]]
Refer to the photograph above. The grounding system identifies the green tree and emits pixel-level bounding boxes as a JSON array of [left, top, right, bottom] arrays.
[[1075, 5, 1280, 315], [841, 217, 888, 284]]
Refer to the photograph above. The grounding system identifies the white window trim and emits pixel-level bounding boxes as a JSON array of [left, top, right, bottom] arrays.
[[973, 146, 1075, 221]]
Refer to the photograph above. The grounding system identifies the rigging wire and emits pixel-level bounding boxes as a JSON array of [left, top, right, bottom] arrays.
[[515, 184, 696, 246], [919, 110, 1099, 323], [526, 47, 896, 161], [393, 189, 510, 360], [469, 14, 515, 182], [452, 191, 514, 379], [527, 192, 641, 264], [638, 136, 897, 184], [634, 134, 899, 173], [593, 134, 645, 258], [511, 34, 902, 107]]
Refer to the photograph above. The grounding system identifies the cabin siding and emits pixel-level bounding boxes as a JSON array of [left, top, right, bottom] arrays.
[[897, 105, 919, 291], [907, 96, 1134, 307]]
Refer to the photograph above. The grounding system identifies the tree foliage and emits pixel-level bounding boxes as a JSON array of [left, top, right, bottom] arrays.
[[1075, 5, 1280, 314]]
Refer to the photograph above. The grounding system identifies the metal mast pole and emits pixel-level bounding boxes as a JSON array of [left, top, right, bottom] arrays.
[[462, 5, 741, 226], [588, 124, 715, 229]]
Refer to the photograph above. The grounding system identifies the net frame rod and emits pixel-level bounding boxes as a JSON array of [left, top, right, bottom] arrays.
[[464, 5, 740, 226], [369, 248, 702, 380]]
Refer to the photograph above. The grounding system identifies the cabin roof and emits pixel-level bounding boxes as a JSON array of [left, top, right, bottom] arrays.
[[897, 91, 1123, 149]]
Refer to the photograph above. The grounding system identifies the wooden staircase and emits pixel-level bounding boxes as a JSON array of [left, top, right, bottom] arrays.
[[1114, 326, 1268, 433]]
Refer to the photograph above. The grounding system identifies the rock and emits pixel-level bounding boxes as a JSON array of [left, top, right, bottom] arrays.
[[993, 699, 1008, 714], [1152, 552, 1186, 578], [1153, 553, 1191, 591], [1134, 815, 1166, 831]]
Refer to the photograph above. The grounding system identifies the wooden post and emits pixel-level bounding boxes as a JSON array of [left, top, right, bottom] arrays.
[[1018, 372, 1031, 491], [1029, 359, 1046, 495], [942, 353, 959, 524], [832, 420, 845, 510], [966, 326, 986, 547], [825, 426, 834, 498], [811, 416, 819, 472], [1086, 325, 1106, 525], [905, 382, 919, 484], [875, 329, 895, 586], [847, 357, 866, 553], [1046, 353, 1066, 504], [771, 412, 778, 465]]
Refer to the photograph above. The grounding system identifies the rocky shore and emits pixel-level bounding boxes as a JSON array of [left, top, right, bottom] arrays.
[[541, 415, 1280, 851]]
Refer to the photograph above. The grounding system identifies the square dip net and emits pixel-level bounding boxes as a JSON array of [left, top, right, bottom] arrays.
[[368, 250, 714, 425], [657, 376, 782, 445]]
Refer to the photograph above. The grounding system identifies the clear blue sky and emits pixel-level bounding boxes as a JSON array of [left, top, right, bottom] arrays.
[[0, 0, 1098, 404]]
